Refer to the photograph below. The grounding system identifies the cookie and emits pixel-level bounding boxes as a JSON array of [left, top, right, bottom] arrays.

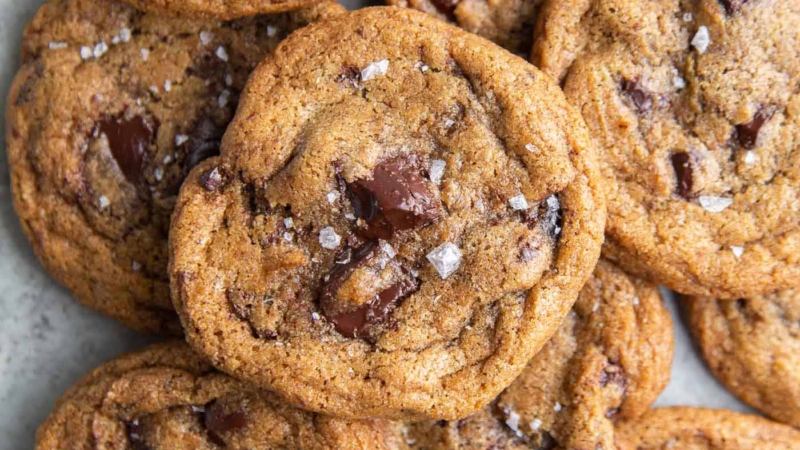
[[123, 0, 327, 20], [6, 0, 345, 333], [687, 290, 800, 428], [404, 260, 673, 449], [615, 407, 800, 449], [169, 7, 606, 420], [385, 0, 543, 58], [34, 342, 405, 450], [543, 0, 800, 298]]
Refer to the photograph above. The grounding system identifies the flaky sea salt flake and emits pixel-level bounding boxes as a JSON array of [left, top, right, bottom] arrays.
[[266, 25, 278, 37], [692, 26, 711, 53], [131, 261, 142, 271], [119, 27, 132, 43], [525, 143, 538, 153], [93, 42, 109, 58], [429, 159, 446, 185], [427, 242, 462, 279], [509, 194, 529, 211], [80, 46, 93, 59], [698, 195, 733, 213], [175, 134, 189, 146], [140, 48, 149, 61], [554, 402, 563, 412], [531, 418, 543, 431], [326, 191, 340, 203], [218, 89, 231, 108], [361, 59, 389, 81], [380, 240, 397, 259], [215, 46, 229, 62], [199, 31, 213, 46], [504, 410, 523, 437], [731, 246, 744, 258], [319, 227, 341, 250], [49, 42, 68, 50], [98, 195, 110, 209], [744, 151, 758, 165], [284, 217, 294, 229]]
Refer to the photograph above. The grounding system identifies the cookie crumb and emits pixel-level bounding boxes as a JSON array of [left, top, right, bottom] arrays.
[[361, 59, 389, 81], [429, 159, 446, 185], [692, 26, 711, 53], [698, 195, 733, 213], [427, 242, 462, 279], [319, 227, 342, 249], [509, 194, 529, 211]]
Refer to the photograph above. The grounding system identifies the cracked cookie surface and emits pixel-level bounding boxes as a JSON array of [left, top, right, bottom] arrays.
[[169, 7, 606, 420], [615, 407, 800, 449], [405, 260, 673, 449], [543, 0, 800, 298], [385, 0, 544, 58], [687, 289, 800, 428], [34, 342, 405, 450], [6, 0, 344, 333]]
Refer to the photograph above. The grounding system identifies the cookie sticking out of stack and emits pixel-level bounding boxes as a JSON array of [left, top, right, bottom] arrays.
[[406, 260, 673, 449], [6, 0, 345, 333], [170, 7, 606, 420], [687, 289, 800, 428], [545, 0, 800, 298], [34, 342, 407, 450], [615, 407, 800, 449]]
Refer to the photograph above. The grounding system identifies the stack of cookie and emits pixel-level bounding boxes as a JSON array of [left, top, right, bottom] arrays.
[[5, 0, 799, 448]]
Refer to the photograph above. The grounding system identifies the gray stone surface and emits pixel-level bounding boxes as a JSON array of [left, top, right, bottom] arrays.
[[0, 1, 750, 448]]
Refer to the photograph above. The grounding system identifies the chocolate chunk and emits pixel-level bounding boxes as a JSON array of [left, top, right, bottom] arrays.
[[336, 65, 361, 89], [736, 109, 771, 149], [670, 152, 694, 199], [620, 78, 652, 112], [605, 407, 621, 419], [187, 53, 227, 85], [183, 118, 224, 171], [200, 167, 224, 191], [204, 401, 248, 446], [600, 364, 627, 389], [98, 115, 155, 183], [538, 431, 558, 450], [319, 242, 379, 313], [346, 155, 441, 240], [719, 0, 747, 14], [431, 0, 460, 17], [328, 278, 419, 339], [127, 419, 150, 450]]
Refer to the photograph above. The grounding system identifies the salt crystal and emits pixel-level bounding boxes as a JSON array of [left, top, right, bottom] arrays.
[[164, 80, 172, 92], [379, 240, 397, 259], [149, 86, 159, 94], [311, 312, 321, 321], [80, 46, 93, 59], [683, 12, 693, 22], [266, 25, 278, 37], [525, 143, 538, 153], [508, 194, 529, 211], [98, 195, 110, 209], [554, 402, 563, 412], [218, 89, 231, 108], [698, 196, 733, 213], [673, 75, 686, 89], [544, 195, 562, 236], [319, 227, 341, 250], [744, 151, 757, 165], [140, 48, 149, 61], [360, 59, 389, 81], [49, 42, 68, 50], [112, 36, 120, 45], [163, 155, 172, 164], [199, 31, 213, 46], [225, 74, 233, 86], [93, 42, 108, 58], [284, 232, 293, 242], [632, 296, 640, 306], [531, 418, 542, 431], [119, 27, 132, 43], [429, 159, 446, 185], [326, 191, 340, 203], [692, 26, 711, 53], [284, 217, 294, 229], [131, 261, 142, 271], [175, 134, 189, 146], [154, 166, 164, 181], [731, 246, 744, 258], [215, 46, 229, 62], [592, 302, 600, 312], [444, 118, 455, 128], [344, 212, 356, 220], [427, 242, 462, 279], [504, 410, 523, 437]]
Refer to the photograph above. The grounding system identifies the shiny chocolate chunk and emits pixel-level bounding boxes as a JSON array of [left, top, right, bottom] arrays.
[[719, 0, 747, 14], [183, 118, 224, 171], [671, 152, 694, 199], [98, 115, 155, 183], [431, 0, 460, 17], [736, 109, 771, 149], [620, 78, 652, 112], [200, 167, 224, 191], [319, 242, 380, 311], [346, 155, 441, 240], [204, 401, 248, 446], [127, 418, 150, 450], [328, 277, 419, 339]]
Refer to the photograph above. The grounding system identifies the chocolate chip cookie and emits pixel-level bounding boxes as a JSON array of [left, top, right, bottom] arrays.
[[6, 0, 344, 333], [123, 0, 327, 20], [386, 0, 544, 58], [615, 407, 800, 449], [169, 7, 606, 420], [35, 342, 405, 450], [546, 0, 800, 298], [404, 260, 673, 449], [687, 290, 800, 428]]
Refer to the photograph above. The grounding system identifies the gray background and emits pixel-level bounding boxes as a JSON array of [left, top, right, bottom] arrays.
[[0, 0, 750, 448]]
